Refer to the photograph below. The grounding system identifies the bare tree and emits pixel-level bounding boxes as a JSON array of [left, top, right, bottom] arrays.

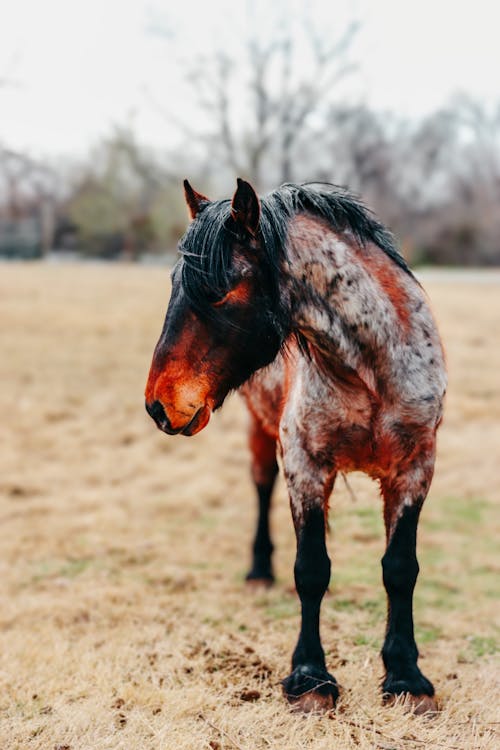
[[439, 97, 500, 264], [0, 148, 60, 256], [387, 98, 500, 265], [147, 4, 359, 190]]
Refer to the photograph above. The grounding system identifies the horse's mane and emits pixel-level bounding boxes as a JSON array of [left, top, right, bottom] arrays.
[[179, 182, 412, 310]]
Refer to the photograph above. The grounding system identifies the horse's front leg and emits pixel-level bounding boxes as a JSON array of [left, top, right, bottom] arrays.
[[280, 428, 338, 712], [380, 449, 439, 714]]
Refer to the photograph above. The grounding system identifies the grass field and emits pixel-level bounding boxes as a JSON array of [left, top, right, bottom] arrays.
[[0, 263, 498, 749]]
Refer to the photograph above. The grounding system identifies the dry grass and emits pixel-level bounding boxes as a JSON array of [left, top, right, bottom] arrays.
[[0, 262, 498, 750]]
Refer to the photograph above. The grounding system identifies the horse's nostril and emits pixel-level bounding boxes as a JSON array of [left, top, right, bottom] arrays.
[[146, 399, 166, 424], [145, 399, 181, 434]]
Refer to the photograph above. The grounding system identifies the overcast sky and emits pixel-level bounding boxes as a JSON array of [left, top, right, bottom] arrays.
[[1, 0, 499, 160]]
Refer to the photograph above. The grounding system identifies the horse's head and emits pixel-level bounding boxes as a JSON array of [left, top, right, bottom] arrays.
[[145, 178, 286, 436]]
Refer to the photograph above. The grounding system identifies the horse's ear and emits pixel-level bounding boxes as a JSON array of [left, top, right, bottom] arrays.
[[231, 178, 260, 236], [183, 179, 209, 220]]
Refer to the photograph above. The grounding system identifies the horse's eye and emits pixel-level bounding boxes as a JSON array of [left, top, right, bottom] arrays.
[[212, 291, 230, 308], [212, 279, 251, 308]]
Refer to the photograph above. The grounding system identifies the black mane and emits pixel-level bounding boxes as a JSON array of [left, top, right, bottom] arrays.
[[179, 182, 412, 310]]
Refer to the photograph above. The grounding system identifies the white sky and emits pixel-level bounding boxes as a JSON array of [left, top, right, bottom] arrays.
[[1, 0, 499, 160]]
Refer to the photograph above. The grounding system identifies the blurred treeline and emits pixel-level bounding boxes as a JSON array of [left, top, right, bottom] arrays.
[[1, 13, 500, 265]]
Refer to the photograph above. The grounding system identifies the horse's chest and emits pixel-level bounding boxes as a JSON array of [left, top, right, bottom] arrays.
[[296, 374, 376, 471], [241, 352, 377, 467]]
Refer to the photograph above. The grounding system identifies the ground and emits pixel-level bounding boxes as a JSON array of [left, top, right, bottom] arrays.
[[0, 263, 498, 750]]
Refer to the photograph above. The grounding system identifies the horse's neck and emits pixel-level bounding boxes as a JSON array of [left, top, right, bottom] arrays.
[[286, 215, 401, 355], [283, 214, 445, 405]]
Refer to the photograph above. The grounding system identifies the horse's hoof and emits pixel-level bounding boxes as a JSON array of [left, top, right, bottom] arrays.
[[287, 690, 335, 713], [282, 664, 339, 714], [408, 694, 439, 715], [384, 692, 439, 715]]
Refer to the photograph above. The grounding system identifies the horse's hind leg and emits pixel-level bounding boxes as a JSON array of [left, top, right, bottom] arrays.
[[245, 416, 278, 586], [380, 447, 438, 714]]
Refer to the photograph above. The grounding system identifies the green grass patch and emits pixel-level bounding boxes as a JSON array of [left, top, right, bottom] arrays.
[[426, 495, 492, 532], [334, 562, 380, 588], [415, 623, 442, 644], [467, 635, 498, 658], [58, 558, 92, 578], [264, 597, 298, 621], [351, 633, 378, 648], [29, 556, 93, 583], [333, 597, 358, 612]]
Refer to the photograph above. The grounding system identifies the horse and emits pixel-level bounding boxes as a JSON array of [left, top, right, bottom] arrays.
[[145, 178, 447, 714]]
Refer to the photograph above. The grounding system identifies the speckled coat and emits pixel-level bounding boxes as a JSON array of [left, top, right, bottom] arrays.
[[241, 212, 446, 533]]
